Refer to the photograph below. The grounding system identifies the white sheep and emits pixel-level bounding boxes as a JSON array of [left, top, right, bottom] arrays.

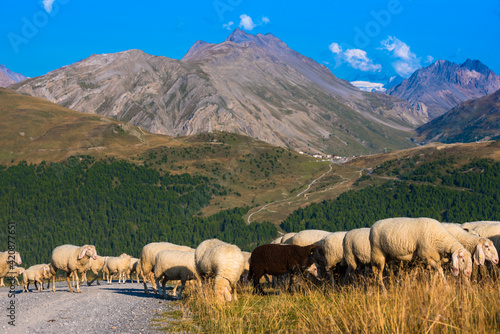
[[0, 266, 25, 287], [49, 244, 98, 293], [195, 239, 245, 302], [139, 242, 195, 294], [104, 253, 132, 284], [80, 255, 107, 286], [370, 217, 473, 291], [154, 250, 200, 299], [316, 231, 347, 282], [22, 264, 51, 293], [461, 221, 500, 252], [285, 230, 332, 246], [127, 258, 140, 283], [0, 251, 22, 280], [442, 223, 499, 266], [342, 228, 371, 285]]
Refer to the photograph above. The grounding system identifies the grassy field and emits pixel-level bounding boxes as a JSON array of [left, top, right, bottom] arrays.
[[153, 269, 500, 333]]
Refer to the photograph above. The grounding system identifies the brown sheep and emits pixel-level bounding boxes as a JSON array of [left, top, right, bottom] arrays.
[[247, 244, 325, 294]]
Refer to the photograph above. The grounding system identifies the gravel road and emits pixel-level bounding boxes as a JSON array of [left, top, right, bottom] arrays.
[[1, 280, 178, 333]]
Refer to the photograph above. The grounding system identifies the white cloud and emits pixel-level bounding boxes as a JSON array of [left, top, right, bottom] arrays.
[[223, 21, 234, 30], [425, 55, 434, 64], [329, 42, 381, 72], [43, 0, 55, 13], [239, 14, 256, 31], [350, 81, 386, 92], [238, 15, 269, 31], [329, 43, 342, 54], [379, 36, 421, 77]]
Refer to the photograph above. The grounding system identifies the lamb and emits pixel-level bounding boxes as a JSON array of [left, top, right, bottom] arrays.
[[154, 250, 200, 299], [103, 253, 132, 284], [442, 223, 499, 266], [140, 242, 195, 294], [370, 217, 473, 292], [195, 239, 245, 302], [49, 244, 98, 293], [285, 230, 332, 246], [0, 251, 22, 279], [247, 243, 326, 294], [22, 264, 51, 293], [0, 266, 25, 287], [342, 228, 371, 285]]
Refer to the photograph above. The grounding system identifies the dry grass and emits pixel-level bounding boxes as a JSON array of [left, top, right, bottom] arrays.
[[161, 269, 500, 333]]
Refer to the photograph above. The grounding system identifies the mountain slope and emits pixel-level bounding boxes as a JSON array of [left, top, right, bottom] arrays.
[[387, 59, 500, 119], [11, 29, 424, 155], [415, 89, 500, 144], [0, 64, 27, 87]]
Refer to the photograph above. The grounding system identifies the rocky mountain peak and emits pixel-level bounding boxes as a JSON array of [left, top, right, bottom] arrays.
[[0, 65, 28, 87]]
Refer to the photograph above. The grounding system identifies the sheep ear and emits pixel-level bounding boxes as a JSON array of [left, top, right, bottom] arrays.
[[78, 248, 87, 259], [451, 250, 460, 276], [475, 244, 485, 265]]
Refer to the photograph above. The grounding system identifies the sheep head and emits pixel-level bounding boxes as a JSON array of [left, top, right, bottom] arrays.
[[79, 245, 98, 260], [451, 248, 472, 277], [12, 252, 22, 265], [475, 239, 499, 265]]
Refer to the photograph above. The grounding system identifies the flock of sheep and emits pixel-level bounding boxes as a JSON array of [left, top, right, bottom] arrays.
[[2, 218, 500, 301]]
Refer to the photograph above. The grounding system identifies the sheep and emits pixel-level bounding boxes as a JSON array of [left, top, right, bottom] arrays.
[[285, 230, 332, 246], [103, 253, 132, 284], [140, 242, 195, 294], [342, 228, 371, 285], [370, 217, 473, 292], [0, 251, 22, 279], [195, 239, 245, 302], [317, 231, 347, 282], [22, 264, 51, 293], [80, 255, 107, 286], [442, 223, 499, 266], [153, 250, 200, 299], [247, 243, 326, 294], [49, 244, 98, 293], [461, 221, 500, 252], [127, 258, 140, 283], [270, 237, 283, 244], [0, 266, 25, 287]]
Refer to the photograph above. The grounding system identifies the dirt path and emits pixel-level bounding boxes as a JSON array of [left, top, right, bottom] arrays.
[[2, 281, 176, 334]]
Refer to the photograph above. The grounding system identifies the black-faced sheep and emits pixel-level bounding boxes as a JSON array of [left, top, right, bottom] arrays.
[[247, 243, 325, 294]]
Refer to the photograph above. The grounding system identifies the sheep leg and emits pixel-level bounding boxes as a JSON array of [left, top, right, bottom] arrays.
[[343, 265, 355, 286], [74, 272, 82, 293], [65, 273, 74, 293], [177, 281, 186, 300], [149, 272, 157, 293], [427, 259, 447, 285], [52, 274, 57, 292], [371, 256, 387, 294]]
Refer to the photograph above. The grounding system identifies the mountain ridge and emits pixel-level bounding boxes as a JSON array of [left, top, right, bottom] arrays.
[[387, 59, 500, 119], [10, 29, 425, 155]]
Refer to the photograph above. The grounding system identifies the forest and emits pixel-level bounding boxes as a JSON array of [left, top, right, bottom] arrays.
[[281, 158, 500, 232], [0, 156, 276, 266]]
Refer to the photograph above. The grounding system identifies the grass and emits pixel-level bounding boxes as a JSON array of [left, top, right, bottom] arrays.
[[160, 269, 500, 333]]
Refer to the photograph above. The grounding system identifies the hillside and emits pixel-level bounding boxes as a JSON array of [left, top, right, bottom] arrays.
[[415, 89, 500, 144], [387, 59, 500, 119], [10, 29, 423, 156]]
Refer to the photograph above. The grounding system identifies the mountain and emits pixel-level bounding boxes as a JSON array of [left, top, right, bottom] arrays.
[[387, 59, 500, 119], [415, 89, 500, 144], [10, 29, 426, 155], [0, 65, 27, 87]]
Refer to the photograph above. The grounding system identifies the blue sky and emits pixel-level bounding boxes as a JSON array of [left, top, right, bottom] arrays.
[[1, 0, 499, 83]]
